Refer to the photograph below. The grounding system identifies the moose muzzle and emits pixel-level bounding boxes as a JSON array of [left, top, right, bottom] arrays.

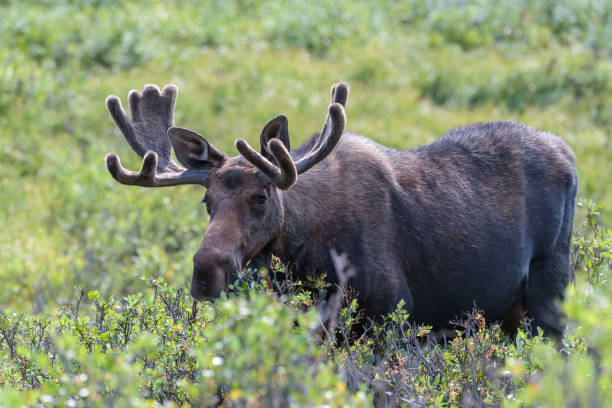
[[190, 248, 239, 300]]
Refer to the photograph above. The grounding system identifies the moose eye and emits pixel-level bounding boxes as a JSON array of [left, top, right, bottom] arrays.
[[251, 193, 267, 205]]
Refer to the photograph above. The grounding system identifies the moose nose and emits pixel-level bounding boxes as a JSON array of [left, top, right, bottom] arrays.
[[190, 249, 238, 300]]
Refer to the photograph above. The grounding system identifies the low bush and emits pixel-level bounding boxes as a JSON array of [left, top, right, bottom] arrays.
[[2, 1, 611, 405], [0, 202, 609, 407]]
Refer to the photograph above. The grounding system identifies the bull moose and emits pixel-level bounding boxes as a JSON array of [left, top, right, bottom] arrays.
[[104, 82, 577, 338]]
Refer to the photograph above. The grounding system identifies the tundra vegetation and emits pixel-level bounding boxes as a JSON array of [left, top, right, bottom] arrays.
[[0, 0, 611, 407]]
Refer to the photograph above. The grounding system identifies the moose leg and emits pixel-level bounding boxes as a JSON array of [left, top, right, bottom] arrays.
[[523, 220, 573, 340]]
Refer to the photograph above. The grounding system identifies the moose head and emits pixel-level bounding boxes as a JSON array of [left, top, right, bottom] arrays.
[[104, 83, 347, 300]]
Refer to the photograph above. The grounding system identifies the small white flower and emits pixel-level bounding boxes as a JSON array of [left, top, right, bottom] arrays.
[[40, 395, 54, 403]]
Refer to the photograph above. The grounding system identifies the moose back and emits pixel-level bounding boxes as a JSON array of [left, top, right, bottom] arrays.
[[104, 83, 577, 338]]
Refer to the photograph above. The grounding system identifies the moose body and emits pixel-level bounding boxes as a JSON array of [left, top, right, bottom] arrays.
[[276, 123, 576, 335], [104, 83, 577, 337]]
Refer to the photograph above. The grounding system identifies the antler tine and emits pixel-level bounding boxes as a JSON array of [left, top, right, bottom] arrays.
[[294, 102, 346, 174], [105, 84, 211, 188], [331, 82, 349, 108], [235, 138, 297, 190], [105, 151, 210, 187], [302, 82, 349, 168], [105, 150, 158, 185]]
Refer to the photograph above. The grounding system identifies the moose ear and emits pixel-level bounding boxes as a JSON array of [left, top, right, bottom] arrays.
[[260, 115, 290, 162], [168, 127, 225, 170]]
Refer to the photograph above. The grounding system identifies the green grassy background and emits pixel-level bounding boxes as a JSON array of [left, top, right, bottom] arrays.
[[1, 0, 610, 310], [1, 1, 611, 406]]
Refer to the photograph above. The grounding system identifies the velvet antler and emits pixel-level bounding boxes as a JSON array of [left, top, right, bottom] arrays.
[[105, 84, 221, 187], [236, 82, 348, 189]]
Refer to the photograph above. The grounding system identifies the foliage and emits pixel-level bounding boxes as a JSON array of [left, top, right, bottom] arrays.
[[572, 199, 612, 284], [1, 0, 611, 406], [0, 207, 610, 406], [0, 279, 370, 407]]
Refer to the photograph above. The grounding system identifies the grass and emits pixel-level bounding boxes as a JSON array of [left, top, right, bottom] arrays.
[[0, 0, 611, 406]]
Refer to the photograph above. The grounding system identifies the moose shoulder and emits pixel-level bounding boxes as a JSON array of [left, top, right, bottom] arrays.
[[104, 83, 577, 338]]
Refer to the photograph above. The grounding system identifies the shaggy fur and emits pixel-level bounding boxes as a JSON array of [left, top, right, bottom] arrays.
[[278, 122, 576, 337], [105, 83, 577, 338]]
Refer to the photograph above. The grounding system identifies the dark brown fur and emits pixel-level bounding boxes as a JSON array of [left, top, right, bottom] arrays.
[[105, 84, 577, 338]]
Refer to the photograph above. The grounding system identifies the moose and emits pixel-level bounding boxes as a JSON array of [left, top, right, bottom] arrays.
[[104, 82, 577, 338]]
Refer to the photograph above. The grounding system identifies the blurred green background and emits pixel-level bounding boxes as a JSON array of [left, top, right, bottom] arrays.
[[1, 0, 611, 311]]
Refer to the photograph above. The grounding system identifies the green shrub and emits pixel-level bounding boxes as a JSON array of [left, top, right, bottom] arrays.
[[1, 1, 611, 405], [1, 205, 610, 406]]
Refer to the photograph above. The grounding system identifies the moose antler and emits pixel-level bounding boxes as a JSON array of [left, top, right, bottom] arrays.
[[235, 82, 348, 189], [294, 82, 347, 174], [105, 84, 212, 187]]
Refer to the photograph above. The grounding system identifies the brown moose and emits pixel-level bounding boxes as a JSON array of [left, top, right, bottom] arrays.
[[104, 83, 577, 338]]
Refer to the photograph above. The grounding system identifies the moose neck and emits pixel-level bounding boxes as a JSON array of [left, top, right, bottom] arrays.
[[266, 134, 424, 281], [269, 162, 344, 277]]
